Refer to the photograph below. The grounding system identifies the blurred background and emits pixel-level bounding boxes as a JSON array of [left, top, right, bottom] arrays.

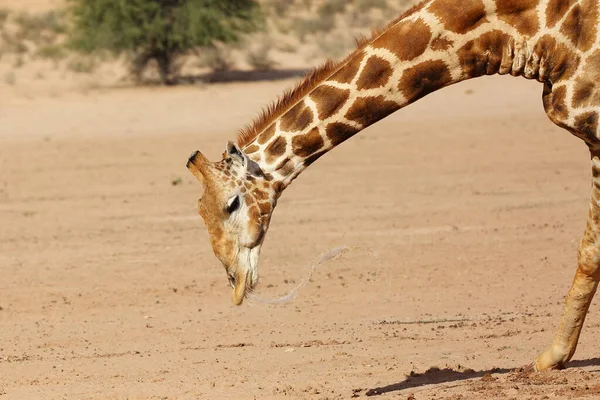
[[0, 0, 418, 92], [1, 1, 598, 399]]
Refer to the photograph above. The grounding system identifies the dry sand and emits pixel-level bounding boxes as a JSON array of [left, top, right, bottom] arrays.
[[2, 70, 600, 399], [1, 1, 600, 398]]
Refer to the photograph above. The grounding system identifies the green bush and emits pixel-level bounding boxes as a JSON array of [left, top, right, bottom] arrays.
[[67, 0, 263, 84], [37, 44, 67, 60]]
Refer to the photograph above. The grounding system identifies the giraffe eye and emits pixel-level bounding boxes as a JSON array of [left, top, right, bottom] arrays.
[[226, 195, 240, 214]]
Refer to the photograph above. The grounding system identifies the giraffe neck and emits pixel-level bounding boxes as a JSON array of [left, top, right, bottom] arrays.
[[241, 0, 580, 188]]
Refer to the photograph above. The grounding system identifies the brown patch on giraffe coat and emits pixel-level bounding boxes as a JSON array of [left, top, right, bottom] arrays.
[[575, 112, 600, 141], [257, 124, 276, 145], [251, 188, 268, 201], [244, 144, 259, 154], [325, 122, 360, 147], [292, 127, 325, 157], [534, 35, 580, 82], [572, 80, 594, 108], [330, 51, 365, 84], [280, 102, 313, 132], [372, 18, 431, 61], [356, 56, 393, 90], [309, 85, 350, 120], [326, 122, 360, 148], [572, 50, 600, 108], [257, 201, 271, 215], [431, 36, 454, 51], [344, 96, 400, 129], [546, 0, 577, 28], [276, 159, 296, 177], [548, 85, 569, 122], [429, 0, 487, 34], [457, 30, 512, 77], [496, 0, 540, 37], [264, 136, 287, 163], [399, 60, 452, 102], [560, 0, 598, 52]]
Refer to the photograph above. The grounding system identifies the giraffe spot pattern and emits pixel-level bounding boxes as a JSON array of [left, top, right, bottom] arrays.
[[245, 144, 259, 154], [310, 85, 351, 120], [549, 85, 569, 121], [356, 56, 393, 90], [373, 18, 432, 61], [279, 102, 313, 132], [344, 96, 400, 129], [252, 188, 268, 201], [533, 35, 580, 82], [457, 30, 512, 77], [325, 122, 360, 146], [330, 51, 365, 84], [496, 0, 540, 37], [575, 112, 600, 141], [545, 0, 577, 28], [431, 35, 454, 51], [257, 201, 271, 215], [429, 0, 487, 34], [292, 127, 325, 157], [572, 50, 600, 108], [264, 136, 287, 163], [257, 124, 276, 145], [399, 60, 453, 102], [275, 159, 296, 177], [560, 0, 598, 52]]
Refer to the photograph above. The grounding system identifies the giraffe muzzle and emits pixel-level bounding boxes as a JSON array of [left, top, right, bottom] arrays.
[[232, 268, 250, 305]]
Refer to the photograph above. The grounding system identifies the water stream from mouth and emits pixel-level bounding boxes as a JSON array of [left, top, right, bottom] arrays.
[[246, 246, 380, 305]]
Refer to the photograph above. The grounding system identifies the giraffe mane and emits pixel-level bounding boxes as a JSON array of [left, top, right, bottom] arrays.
[[236, 0, 428, 148]]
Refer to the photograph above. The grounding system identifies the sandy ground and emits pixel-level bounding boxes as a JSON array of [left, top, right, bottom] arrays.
[[1, 71, 600, 400], [0, 0, 62, 12]]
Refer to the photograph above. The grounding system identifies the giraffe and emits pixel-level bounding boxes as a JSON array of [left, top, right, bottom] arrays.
[[187, 0, 600, 371]]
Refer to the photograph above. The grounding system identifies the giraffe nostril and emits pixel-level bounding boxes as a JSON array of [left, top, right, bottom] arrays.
[[228, 273, 236, 288]]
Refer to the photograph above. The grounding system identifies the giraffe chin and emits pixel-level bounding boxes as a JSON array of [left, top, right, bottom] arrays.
[[232, 274, 247, 305], [230, 246, 261, 305]]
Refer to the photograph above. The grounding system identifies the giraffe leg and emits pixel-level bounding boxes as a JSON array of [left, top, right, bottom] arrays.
[[534, 153, 600, 370]]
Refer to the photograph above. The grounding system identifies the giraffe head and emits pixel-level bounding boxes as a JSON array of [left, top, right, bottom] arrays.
[[187, 142, 280, 305]]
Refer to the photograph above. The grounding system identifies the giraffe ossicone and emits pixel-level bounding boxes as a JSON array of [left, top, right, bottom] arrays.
[[188, 0, 600, 370]]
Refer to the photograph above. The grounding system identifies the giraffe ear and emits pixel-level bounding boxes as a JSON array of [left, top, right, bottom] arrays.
[[226, 141, 265, 178], [226, 141, 246, 166]]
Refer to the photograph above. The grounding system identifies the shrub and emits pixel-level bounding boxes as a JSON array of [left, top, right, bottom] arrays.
[[67, 0, 263, 84], [36, 44, 67, 60]]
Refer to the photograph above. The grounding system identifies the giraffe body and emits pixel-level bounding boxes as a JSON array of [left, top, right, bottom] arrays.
[[187, 0, 600, 371]]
